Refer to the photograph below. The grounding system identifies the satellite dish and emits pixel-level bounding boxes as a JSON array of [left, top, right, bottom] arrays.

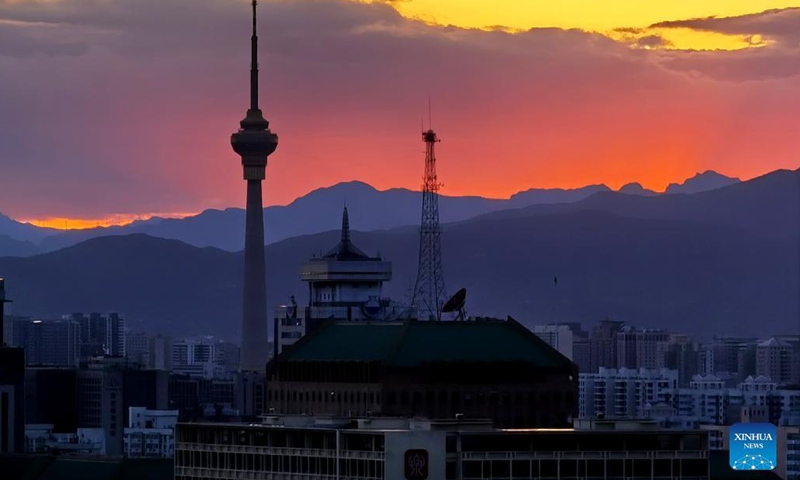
[[361, 297, 382, 319], [442, 288, 467, 321]]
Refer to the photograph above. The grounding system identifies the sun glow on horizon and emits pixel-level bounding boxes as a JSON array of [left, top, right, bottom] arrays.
[[21, 212, 199, 230]]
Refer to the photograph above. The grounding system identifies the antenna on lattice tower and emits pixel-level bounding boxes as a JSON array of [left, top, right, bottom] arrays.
[[428, 95, 432, 130], [411, 109, 447, 321]]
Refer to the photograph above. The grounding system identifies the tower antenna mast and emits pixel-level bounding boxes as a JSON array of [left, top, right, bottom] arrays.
[[411, 107, 447, 321], [231, 0, 279, 372], [428, 95, 432, 130]]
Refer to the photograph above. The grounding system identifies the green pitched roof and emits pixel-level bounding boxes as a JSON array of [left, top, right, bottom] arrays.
[[283, 319, 571, 369], [288, 322, 404, 362]]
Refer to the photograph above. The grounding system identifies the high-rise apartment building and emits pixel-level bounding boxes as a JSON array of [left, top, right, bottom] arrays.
[[579, 368, 677, 419], [588, 319, 624, 373], [531, 324, 574, 360], [616, 327, 670, 370], [665, 335, 700, 387], [125, 332, 150, 367], [757, 337, 799, 385], [70, 312, 126, 358], [12, 318, 80, 367]]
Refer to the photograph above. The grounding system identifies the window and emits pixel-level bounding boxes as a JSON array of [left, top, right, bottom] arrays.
[[512, 460, 531, 478]]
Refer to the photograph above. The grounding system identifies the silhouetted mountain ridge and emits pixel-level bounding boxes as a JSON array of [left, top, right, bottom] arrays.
[[619, 183, 658, 196], [474, 168, 799, 239], [0, 207, 795, 339], [0, 169, 753, 255], [666, 170, 740, 194]]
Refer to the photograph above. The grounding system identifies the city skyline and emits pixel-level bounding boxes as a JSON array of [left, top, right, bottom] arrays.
[[0, 0, 797, 225]]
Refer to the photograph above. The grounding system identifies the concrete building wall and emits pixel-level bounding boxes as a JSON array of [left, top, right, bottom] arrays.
[[385, 430, 446, 480]]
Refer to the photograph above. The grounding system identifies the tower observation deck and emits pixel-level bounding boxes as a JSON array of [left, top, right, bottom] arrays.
[[230, 0, 278, 372]]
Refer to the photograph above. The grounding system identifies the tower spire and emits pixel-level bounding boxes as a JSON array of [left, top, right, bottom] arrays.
[[231, 0, 278, 372], [250, 0, 259, 111], [341, 206, 351, 244]]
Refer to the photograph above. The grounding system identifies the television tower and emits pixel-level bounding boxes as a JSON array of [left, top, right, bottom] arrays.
[[231, 0, 278, 372], [411, 116, 447, 321]]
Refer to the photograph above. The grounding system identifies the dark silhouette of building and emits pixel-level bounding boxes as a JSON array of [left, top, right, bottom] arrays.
[[0, 278, 24, 453], [168, 375, 236, 422], [123, 369, 169, 425], [231, 0, 278, 372], [666, 335, 701, 387], [25, 368, 78, 433], [13, 318, 80, 366], [70, 312, 126, 358], [588, 319, 624, 373], [266, 318, 577, 428]]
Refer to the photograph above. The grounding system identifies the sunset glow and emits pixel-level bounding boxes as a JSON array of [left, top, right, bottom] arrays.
[[0, 0, 797, 223], [365, 0, 796, 50], [22, 213, 198, 230]]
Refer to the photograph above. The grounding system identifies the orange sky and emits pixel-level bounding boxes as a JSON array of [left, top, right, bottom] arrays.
[[0, 0, 798, 228]]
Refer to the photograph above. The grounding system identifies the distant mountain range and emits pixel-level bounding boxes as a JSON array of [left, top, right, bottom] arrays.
[[666, 170, 741, 195], [0, 168, 796, 339], [473, 168, 799, 240], [0, 171, 742, 256]]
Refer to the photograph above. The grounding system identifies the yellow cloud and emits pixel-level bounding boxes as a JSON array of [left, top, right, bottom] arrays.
[[360, 0, 794, 50]]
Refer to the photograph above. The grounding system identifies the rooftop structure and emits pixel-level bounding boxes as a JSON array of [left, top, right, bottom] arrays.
[[274, 208, 404, 358], [299, 207, 392, 300]]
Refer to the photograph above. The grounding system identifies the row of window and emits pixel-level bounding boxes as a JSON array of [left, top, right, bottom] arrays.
[[269, 389, 574, 408], [459, 458, 708, 478], [175, 455, 707, 479], [176, 450, 384, 477]]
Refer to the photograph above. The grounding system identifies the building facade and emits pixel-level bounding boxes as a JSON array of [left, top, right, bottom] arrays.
[[12, 318, 80, 367], [69, 312, 127, 358], [531, 324, 574, 360], [579, 368, 678, 419], [757, 337, 800, 386], [0, 346, 24, 453], [123, 407, 178, 458], [175, 415, 710, 480], [268, 318, 577, 429]]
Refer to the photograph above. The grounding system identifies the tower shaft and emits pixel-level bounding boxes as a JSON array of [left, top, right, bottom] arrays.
[[412, 130, 447, 321], [231, 0, 278, 372], [241, 180, 267, 371]]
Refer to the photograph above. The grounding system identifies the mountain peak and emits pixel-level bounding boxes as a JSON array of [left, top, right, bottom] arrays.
[[619, 182, 658, 196], [666, 170, 741, 195]]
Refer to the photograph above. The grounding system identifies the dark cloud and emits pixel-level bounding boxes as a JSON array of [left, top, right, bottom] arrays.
[[651, 7, 800, 47], [0, 0, 797, 218], [634, 35, 671, 49]]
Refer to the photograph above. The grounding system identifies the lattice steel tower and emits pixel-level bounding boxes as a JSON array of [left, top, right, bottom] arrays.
[[411, 128, 447, 321]]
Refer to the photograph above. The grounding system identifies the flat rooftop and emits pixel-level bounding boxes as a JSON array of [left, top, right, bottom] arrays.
[[177, 415, 699, 435]]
